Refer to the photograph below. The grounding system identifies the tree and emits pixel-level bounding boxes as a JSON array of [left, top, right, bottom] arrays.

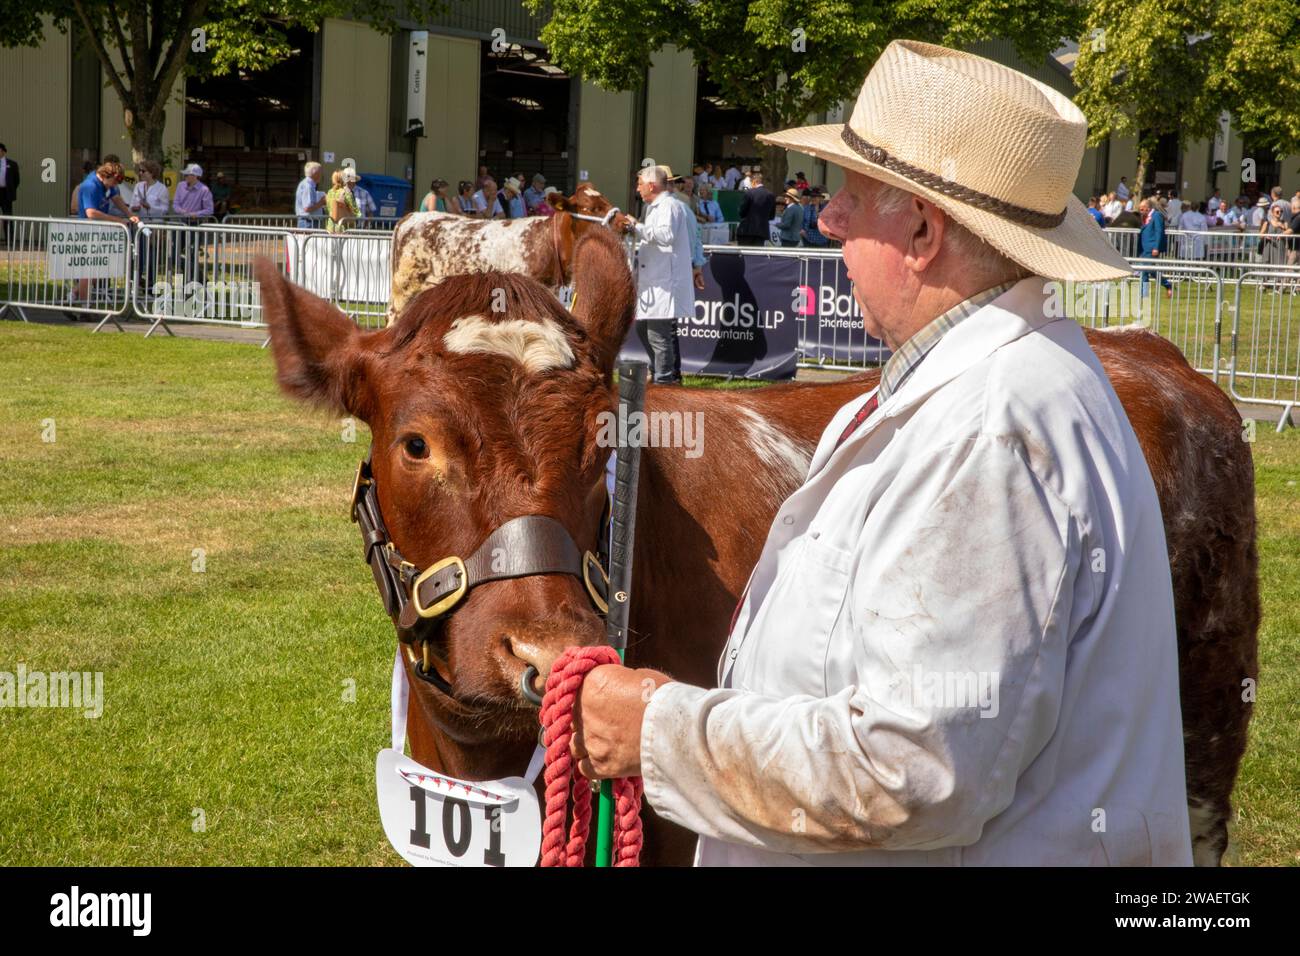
[[0, 1, 436, 165], [1211, 0, 1300, 158], [527, 0, 1085, 186], [1073, 0, 1229, 198]]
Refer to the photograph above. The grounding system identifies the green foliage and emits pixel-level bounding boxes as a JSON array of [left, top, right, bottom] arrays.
[[1213, 0, 1300, 156], [529, 0, 1083, 128], [1075, 0, 1226, 155]]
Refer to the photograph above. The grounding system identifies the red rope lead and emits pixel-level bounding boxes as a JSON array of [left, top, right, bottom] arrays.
[[539, 645, 644, 867]]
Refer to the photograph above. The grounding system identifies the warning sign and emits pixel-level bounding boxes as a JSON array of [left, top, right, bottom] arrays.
[[47, 222, 128, 279]]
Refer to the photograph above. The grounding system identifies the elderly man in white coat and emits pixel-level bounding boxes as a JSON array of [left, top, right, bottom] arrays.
[[567, 40, 1193, 866], [625, 164, 699, 383]]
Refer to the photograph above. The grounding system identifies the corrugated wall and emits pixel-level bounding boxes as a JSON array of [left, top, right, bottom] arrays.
[[643, 45, 696, 180], [0, 21, 70, 218], [576, 83, 636, 210], [319, 18, 392, 178], [414, 34, 481, 196]]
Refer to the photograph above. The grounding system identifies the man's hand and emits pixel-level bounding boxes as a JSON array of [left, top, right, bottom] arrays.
[[622, 214, 638, 234], [570, 665, 672, 779], [694, 266, 705, 289]]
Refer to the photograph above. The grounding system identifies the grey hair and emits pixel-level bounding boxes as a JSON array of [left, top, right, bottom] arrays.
[[639, 165, 668, 187], [303, 161, 322, 177], [869, 182, 1029, 286]]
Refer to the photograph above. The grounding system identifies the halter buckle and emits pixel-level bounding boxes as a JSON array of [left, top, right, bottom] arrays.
[[412, 555, 468, 619], [349, 459, 371, 522], [583, 550, 610, 615]]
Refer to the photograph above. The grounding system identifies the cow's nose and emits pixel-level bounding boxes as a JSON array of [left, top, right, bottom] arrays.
[[507, 636, 563, 703]]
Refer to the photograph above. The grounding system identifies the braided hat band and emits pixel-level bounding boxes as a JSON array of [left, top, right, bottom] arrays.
[[839, 126, 1067, 230]]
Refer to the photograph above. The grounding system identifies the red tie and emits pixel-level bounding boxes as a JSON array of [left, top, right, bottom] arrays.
[[833, 391, 880, 450]]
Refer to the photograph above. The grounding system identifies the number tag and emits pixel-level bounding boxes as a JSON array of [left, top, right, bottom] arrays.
[[375, 748, 541, 867]]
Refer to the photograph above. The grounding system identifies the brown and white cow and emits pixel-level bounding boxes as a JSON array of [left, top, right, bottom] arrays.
[[259, 227, 1258, 867], [388, 182, 631, 323]]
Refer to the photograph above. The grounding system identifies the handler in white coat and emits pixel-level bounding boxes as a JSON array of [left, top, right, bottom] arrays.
[[568, 41, 1193, 866], [624, 165, 698, 383]]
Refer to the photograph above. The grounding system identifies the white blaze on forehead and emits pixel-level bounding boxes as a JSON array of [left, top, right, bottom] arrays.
[[444, 314, 575, 373]]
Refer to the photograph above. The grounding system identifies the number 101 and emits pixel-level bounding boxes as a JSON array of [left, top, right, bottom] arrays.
[[409, 786, 506, 867]]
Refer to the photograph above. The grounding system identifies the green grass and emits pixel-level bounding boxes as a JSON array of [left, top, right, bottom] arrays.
[[0, 322, 1296, 865]]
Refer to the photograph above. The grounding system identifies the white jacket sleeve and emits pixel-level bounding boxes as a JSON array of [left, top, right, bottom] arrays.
[[635, 200, 678, 248], [640, 431, 1084, 853]]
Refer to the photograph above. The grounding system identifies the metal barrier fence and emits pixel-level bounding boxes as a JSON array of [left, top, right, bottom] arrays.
[[1104, 226, 1300, 264], [293, 230, 391, 329], [1230, 268, 1300, 420], [3, 215, 1297, 422], [0, 215, 133, 330], [221, 213, 403, 231], [222, 213, 320, 230], [129, 221, 302, 336]]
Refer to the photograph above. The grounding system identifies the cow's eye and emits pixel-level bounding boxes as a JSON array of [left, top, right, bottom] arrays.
[[403, 436, 429, 459]]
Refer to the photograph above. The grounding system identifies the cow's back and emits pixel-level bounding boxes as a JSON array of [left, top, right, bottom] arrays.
[[388, 212, 555, 324]]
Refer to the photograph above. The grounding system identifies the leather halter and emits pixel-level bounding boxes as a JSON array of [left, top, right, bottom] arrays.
[[349, 454, 611, 700], [568, 207, 621, 227], [549, 207, 622, 284]]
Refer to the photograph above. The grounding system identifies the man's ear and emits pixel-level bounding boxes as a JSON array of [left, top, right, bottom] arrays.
[[567, 228, 634, 373], [906, 195, 947, 272], [255, 258, 374, 420]]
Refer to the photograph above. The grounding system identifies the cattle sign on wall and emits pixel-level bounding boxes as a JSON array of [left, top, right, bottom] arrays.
[[407, 32, 428, 137], [46, 222, 128, 279]]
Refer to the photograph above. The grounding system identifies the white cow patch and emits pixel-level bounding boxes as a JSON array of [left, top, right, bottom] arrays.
[[388, 213, 546, 324], [735, 405, 812, 489], [444, 314, 574, 373]]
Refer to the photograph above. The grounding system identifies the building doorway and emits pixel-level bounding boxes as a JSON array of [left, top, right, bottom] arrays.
[[183, 27, 317, 210], [693, 75, 762, 174], [477, 42, 575, 194]]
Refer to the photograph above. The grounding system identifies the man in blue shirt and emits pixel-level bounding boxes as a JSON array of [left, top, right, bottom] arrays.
[[69, 159, 137, 319], [523, 174, 548, 214], [78, 161, 136, 222], [502, 177, 527, 218], [295, 161, 325, 227], [1086, 197, 1106, 227], [1138, 197, 1170, 297], [801, 188, 829, 247]]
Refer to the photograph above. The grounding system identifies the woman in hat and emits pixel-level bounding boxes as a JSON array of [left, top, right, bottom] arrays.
[[325, 169, 359, 233], [532, 186, 563, 217], [776, 186, 803, 246]]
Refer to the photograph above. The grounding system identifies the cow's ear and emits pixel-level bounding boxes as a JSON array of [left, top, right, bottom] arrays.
[[550, 194, 570, 212], [255, 258, 375, 420], [568, 228, 634, 373]]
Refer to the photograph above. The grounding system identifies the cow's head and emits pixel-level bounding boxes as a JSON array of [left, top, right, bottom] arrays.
[[257, 228, 634, 735], [553, 182, 635, 234]]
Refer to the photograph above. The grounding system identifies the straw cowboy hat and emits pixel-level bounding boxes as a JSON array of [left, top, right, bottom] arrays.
[[757, 40, 1129, 281]]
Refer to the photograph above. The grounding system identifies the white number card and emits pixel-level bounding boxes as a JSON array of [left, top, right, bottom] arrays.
[[375, 748, 541, 867]]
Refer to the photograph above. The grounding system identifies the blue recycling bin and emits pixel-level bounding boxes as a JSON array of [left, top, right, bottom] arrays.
[[358, 174, 413, 219]]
